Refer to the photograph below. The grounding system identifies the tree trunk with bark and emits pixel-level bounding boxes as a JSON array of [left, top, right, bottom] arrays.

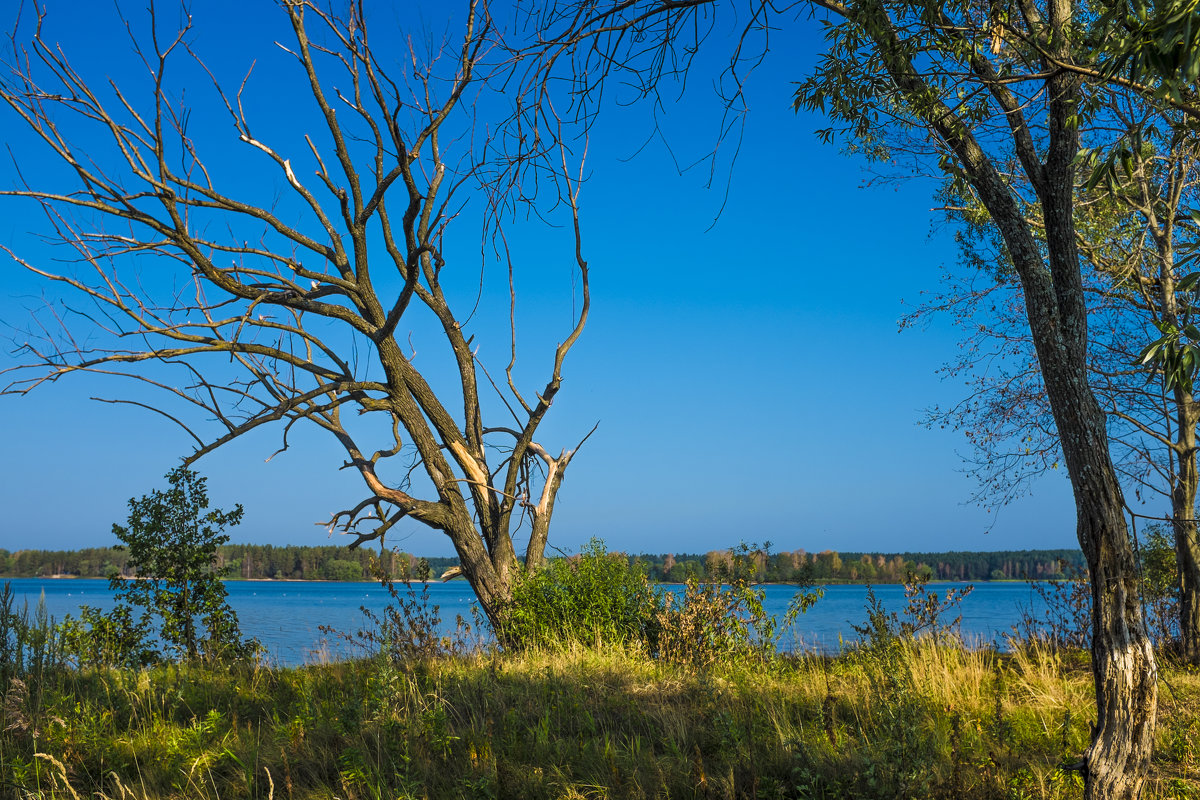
[[1049, 357, 1157, 797], [1148, 167, 1200, 666], [1172, 398, 1200, 662], [797, 0, 1159, 793], [1131, 181, 1200, 664]]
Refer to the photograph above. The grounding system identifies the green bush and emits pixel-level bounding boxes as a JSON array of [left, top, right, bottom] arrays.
[[498, 538, 662, 649], [497, 539, 825, 666], [1141, 524, 1181, 646], [656, 543, 823, 666]]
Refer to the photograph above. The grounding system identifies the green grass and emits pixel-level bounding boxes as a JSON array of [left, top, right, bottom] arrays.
[[3, 640, 1199, 799]]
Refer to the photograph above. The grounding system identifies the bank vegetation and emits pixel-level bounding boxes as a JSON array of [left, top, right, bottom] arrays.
[[2, 543, 1198, 800]]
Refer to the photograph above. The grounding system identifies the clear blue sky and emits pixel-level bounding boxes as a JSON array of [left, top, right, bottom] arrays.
[[0, 1, 1088, 557]]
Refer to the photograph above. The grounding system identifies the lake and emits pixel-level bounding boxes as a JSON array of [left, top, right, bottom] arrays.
[[5, 578, 1060, 666]]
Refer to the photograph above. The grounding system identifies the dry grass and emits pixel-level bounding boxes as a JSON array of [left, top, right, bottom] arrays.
[[2, 640, 1198, 799]]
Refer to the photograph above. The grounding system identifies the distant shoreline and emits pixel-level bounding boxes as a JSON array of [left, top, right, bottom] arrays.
[[9, 574, 446, 584], [2, 545, 1087, 584]]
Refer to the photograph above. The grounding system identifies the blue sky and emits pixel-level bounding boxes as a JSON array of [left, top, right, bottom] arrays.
[[0, 1, 1086, 557]]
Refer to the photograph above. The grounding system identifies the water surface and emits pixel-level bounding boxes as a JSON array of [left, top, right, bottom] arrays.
[[6, 578, 1054, 666]]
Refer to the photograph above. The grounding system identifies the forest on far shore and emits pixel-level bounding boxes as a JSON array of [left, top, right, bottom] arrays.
[[0, 544, 1085, 584]]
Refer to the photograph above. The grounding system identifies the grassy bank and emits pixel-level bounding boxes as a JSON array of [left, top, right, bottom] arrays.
[[3, 639, 1199, 800]]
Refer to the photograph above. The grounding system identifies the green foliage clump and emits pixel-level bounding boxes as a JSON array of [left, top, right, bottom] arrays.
[[0, 583, 67, 750], [656, 542, 823, 667], [1141, 523, 1182, 646], [323, 558, 366, 582], [1, 583, 65, 686], [499, 539, 824, 669], [59, 467, 257, 667], [500, 538, 661, 649], [58, 604, 158, 670]]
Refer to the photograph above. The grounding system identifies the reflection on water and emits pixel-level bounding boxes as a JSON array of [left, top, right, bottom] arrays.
[[7, 578, 1053, 667]]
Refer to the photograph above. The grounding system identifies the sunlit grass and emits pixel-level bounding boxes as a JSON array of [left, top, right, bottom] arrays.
[[3, 640, 1199, 799], [0, 564, 1194, 799]]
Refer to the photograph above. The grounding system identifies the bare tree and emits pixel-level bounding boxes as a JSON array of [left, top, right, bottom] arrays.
[[0, 0, 593, 632]]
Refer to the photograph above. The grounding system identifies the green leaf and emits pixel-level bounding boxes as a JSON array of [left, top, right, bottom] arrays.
[[1177, 272, 1200, 292]]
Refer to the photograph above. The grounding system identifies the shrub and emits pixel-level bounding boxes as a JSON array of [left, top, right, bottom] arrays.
[[57, 604, 157, 670], [1011, 559, 1092, 650], [498, 539, 825, 667], [851, 574, 974, 653], [1140, 524, 1180, 647], [499, 538, 662, 649], [657, 542, 824, 667], [322, 555, 478, 661]]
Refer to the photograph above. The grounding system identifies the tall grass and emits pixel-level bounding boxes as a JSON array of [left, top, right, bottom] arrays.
[[8, 641, 1200, 799], [3, 567, 1199, 800]]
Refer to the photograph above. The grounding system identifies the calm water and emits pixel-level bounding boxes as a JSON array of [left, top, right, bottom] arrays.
[[5, 578, 1054, 666]]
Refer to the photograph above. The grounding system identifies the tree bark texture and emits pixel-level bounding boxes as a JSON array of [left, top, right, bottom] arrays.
[[1163, 237, 1200, 664], [1000, 96, 1157, 800], [1172, 409, 1200, 662]]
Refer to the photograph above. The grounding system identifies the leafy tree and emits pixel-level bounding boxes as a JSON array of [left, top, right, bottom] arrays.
[[788, 0, 1159, 793], [916, 100, 1200, 663], [1140, 523, 1182, 641], [109, 467, 255, 663], [325, 559, 365, 582], [1142, 524, 1182, 600]]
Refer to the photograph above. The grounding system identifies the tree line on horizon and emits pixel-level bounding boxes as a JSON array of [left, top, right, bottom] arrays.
[[0, 545, 458, 583], [0, 544, 1085, 584], [641, 548, 1086, 584]]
